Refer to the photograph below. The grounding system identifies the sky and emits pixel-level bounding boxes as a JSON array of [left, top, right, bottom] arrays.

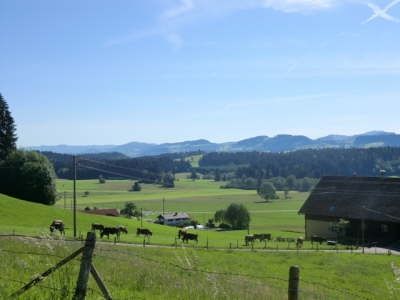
[[1, 0, 400, 146]]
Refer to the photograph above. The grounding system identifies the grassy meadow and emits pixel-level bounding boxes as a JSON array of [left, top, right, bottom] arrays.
[[53, 177, 310, 247], [0, 237, 399, 300], [0, 176, 310, 249], [1, 177, 399, 299]]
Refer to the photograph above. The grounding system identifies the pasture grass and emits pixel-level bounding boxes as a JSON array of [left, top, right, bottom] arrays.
[[0, 237, 398, 300], [55, 178, 308, 239]]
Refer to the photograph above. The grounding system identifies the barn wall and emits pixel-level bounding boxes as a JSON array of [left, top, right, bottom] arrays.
[[305, 218, 337, 239]]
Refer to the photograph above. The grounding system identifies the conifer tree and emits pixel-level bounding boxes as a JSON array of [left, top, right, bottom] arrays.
[[0, 94, 17, 160]]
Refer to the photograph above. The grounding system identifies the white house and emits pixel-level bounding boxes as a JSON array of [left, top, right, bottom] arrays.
[[156, 212, 191, 226]]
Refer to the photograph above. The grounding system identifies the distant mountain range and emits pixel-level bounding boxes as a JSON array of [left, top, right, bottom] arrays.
[[28, 131, 400, 157]]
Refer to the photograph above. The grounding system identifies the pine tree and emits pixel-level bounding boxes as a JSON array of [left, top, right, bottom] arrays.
[[0, 94, 17, 160]]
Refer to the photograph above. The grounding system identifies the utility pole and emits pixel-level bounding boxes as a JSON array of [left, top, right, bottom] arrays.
[[361, 217, 365, 253], [73, 155, 77, 238], [64, 191, 67, 210], [162, 197, 165, 216], [141, 208, 143, 228]]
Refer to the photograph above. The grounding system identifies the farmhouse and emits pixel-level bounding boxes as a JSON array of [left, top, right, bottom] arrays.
[[156, 212, 191, 226], [299, 176, 400, 245], [85, 208, 120, 217]]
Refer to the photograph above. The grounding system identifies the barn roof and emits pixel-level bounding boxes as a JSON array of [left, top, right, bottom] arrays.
[[299, 176, 400, 223]]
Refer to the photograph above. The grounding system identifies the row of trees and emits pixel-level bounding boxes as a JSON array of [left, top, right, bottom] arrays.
[[0, 94, 56, 205], [200, 148, 400, 178], [223, 175, 318, 192], [42, 151, 191, 183]]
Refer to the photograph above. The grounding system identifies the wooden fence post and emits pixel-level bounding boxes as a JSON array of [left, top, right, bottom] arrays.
[[90, 264, 112, 300], [288, 265, 300, 300], [73, 232, 96, 300]]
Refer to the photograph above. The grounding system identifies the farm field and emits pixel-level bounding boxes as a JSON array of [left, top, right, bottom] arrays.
[[1, 182, 399, 299], [55, 177, 309, 241], [0, 237, 398, 300]]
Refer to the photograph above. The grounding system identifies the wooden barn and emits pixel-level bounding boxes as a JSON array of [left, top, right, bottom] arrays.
[[299, 176, 400, 245]]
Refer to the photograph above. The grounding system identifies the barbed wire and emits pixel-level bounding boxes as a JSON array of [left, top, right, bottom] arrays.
[[94, 246, 375, 299], [0, 248, 65, 258], [0, 234, 384, 299], [0, 275, 73, 295]]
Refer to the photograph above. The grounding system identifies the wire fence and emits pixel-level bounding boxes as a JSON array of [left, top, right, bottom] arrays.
[[0, 233, 386, 299]]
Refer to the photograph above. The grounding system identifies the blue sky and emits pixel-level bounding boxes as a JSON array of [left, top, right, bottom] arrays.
[[1, 0, 399, 146]]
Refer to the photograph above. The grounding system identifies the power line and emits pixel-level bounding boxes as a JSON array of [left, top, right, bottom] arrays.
[[78, 164, 140, 180], [78, 157, 162, 177]]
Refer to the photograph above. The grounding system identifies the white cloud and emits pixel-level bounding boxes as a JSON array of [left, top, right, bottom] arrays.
[[261, 0, 336, 13], [163, 0, 195, 19], [362, 1, 400, 24], [106, 0, 356, 48], [164, 32, 184, 49]]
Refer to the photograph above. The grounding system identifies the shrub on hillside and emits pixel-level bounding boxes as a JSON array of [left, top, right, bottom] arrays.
[[213, 204, 250, 230], [0, 150, 57, 205]]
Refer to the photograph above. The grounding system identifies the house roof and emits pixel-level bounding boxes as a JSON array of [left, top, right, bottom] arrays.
[[85, 208, 120, 217], [158, 212, 190, 220], [299, 176, 400, 223]]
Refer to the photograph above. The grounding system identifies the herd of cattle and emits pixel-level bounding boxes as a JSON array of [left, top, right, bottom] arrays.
[[49, 220, 198, 243], [49, 220, 330, 247]]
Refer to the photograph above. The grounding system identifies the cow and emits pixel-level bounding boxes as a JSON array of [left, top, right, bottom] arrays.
[[100, 226, 127, 240], [275, 236, 286, 242], [286, 237, 296, 243], [296, 237, 304, 249], [117, 226, 128, 234], [137, 228, 152, 237], [50, 220, 65, 235], [180, 231, 198, 243], [311, 235, 326, 245], [253, 233, 272, 242], [178, 229, 187, 239], [91, 223, 104, 232], [244, 234, 255, 246]]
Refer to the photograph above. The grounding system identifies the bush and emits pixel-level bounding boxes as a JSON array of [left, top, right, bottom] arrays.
[[162, 173, 175, 188], [99, 175, 106, 184], [0, 150, 56, 205], [213, 204, 250, 230], [120, 202, 139, 218], [218, 223, 231, 230], [257, 182, 278, 201], [131, 181, 141, 192]]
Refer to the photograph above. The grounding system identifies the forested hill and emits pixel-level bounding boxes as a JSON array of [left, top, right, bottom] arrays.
[[29, 131, 400, 157], [199, 147, 400, 178], [41, 152, 192, 181]]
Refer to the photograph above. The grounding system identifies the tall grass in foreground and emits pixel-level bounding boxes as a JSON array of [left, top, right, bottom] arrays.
[[1, 237, 398, 299]]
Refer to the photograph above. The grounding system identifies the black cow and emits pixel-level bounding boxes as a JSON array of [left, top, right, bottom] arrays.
[[181, 231, 198, 243], [311, 235, 326, 245], [50, 220, 65, 235], [101, 226, 127, 240], [245, 234, 255, 246], [137, 228, 152, 237], [91, 223, 104, 232], [296, 237, 304, 248], [253, 233, 272, 242]]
